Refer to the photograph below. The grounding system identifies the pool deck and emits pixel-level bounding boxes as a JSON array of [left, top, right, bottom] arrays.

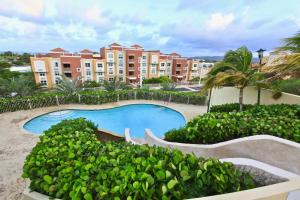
[[0, 100, 207, 200]]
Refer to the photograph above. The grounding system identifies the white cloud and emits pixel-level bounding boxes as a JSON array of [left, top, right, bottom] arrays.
[[50, 23, 98, 40], [0, 16, 38, 38], [288, 16, 300, 27], [207, 13, 235, 31], [83, 7, 109, 27], [0, 0, 44, 18]]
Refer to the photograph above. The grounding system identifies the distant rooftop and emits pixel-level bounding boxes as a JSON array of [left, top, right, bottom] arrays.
[[50, 48, 67, 52]]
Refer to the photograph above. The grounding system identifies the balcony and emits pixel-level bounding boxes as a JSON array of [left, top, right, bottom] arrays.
[[128, 67, 135, 71], [128, 59, 135, 63], [96, 68, 104, 72]]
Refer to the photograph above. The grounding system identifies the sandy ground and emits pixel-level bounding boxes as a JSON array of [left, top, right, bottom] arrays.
[[0, 100, 207, 200], [0, 111, 39, 200]]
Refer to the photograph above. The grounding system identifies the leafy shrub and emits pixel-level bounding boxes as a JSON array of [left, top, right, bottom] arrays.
[[23, 119, 255, 199], [143, 76, 172, 84], [272, 78, 300, 95], [210, 103, 254, 113], [210, 103, 299, 118], [82, 81, 100, 88], [165, 104, 300, 144], [0, 90, 206, 113]]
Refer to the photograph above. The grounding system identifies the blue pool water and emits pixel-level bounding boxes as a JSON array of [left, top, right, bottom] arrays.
[[23, 104, 186, 138]]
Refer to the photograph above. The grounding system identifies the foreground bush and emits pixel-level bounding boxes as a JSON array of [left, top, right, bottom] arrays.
[[165, 104, 300, 144], [23, 119, 255, 200]]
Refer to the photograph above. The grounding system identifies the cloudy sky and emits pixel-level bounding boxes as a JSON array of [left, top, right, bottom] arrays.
[[0, 0, 299, 56]]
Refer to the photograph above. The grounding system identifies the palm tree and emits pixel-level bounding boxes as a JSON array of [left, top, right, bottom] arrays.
[[277, 31, 300, 53], [103, 77, 131, 91], [265, 31, 300, 79], [55, 75, 82, 95], [202, 46, 261, 111]]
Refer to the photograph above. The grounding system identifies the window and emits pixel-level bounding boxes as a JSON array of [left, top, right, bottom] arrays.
[[40, 80, 47, 86], [118, 54, 123, 59], [98, 72, 104, 76], [109, 70, 113, 75], [76, 68, 81, 72], [55, 78, 61, 84], [193, 64, 197, 68], [142, 70, 146, 74], [151, 55, 158, 63], [54, 71, 60, 76], [176, 71, 180, 75], [128, 55, 134, 60], [109, 77, 114, 81], [129, 63, 134, 68], [119, 69, 123, 74], [119, 77, 123, 82], [142, 56, 146, 60], [142, 63, 146, 67], [85, 63, 91, 68], [63, 63, 70, 68], [64, 73, 72, 77], [98, 77, 104, 82], [39, 72, 46, 77], [108, 53, 114, 58], [161, 63, 165, 67], [108, 63, 114, 67], [129, 71, 134, 76], [86, 71, 91, 76], [176, 64, 181, 68], [54, 62, 59, 67], [167, 63, 171, 67], [97, 63, 103, 68], [151, 69, 156, 74]]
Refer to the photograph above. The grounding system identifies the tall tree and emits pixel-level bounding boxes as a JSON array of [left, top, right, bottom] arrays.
[[267, 31, 300, 79], [0, 75, 37, 97], [202, 46, 262, 111], [277, 31, 300, 53]]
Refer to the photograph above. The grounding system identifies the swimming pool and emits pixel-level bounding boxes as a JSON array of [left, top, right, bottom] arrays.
[[23, 104, 186, 138]]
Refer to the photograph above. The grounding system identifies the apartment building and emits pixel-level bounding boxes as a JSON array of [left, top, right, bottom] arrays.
[[30, 43, 208, 88], [186, 59, 213, 81]]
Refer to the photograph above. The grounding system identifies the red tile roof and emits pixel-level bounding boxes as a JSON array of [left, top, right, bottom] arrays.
[[80, 49, 93, 53], [170, 52, 181, 57], [131, 44, 143, 48], [50, 47, 67, 52], [110, 43, 121, 47]]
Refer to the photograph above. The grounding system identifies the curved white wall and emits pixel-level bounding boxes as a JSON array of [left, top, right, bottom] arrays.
[[144, 129, 300, 175]]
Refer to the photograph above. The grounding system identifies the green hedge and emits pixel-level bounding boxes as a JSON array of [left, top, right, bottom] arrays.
[[165, 104, 300, 144], [23, 118, 255, 200], [0, 90, 206, 113], [210, 103, 300, 118]]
